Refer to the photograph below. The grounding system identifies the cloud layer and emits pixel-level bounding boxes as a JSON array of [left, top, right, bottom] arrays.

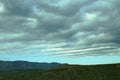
[[0, 0, 120, 57]]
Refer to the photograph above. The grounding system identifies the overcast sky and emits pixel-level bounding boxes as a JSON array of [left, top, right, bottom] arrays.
[[0, 0, 120, 64]]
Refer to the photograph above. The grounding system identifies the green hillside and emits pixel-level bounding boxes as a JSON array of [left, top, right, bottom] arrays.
[[0, 64, 120, 80]]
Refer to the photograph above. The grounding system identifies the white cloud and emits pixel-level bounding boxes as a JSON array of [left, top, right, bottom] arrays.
[[85, 13, 97, 21], [24, 18, 38, 28], [0, 2, 5, 13], [0, 33, 25, 40]]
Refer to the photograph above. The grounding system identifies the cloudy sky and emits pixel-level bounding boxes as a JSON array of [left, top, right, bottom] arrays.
[[0, 0, 120, 64]]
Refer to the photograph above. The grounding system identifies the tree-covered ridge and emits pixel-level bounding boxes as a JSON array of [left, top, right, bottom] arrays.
[[0, 63, 120, 80]]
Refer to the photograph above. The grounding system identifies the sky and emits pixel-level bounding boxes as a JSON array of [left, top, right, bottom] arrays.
[[0, 0, 120, 64]]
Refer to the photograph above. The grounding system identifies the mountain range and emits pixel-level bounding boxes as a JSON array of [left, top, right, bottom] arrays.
[[0, 60, 66, 70]]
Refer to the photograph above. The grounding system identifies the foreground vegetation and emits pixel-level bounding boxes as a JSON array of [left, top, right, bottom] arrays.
[[0, 64, 120, 80]]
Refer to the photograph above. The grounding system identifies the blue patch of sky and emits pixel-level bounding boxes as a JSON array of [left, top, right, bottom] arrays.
[[0, 52, 120, 65]]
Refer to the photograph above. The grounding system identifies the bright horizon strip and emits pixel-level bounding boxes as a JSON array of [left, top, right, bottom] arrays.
[[0, 53, 120, 65]]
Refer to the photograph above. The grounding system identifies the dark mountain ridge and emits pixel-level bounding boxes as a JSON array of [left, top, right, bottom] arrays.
[[0, 60, 67, 70]]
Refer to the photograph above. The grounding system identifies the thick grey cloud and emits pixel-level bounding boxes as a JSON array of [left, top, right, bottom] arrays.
[[0, 0, 120, 57], [0, 0, 35, 16]]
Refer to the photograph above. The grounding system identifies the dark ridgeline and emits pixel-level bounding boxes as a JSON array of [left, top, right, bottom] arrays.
[[0, 61, 120, 80], [0, 60, 66, 70]]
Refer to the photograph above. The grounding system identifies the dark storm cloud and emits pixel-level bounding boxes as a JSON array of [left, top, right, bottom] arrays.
[[0, 0, 35, 17], [35, 0, 97, 17], [0, 0, 120, 56]]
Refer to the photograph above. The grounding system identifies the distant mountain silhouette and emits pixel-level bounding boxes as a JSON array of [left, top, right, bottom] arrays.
[[0, 60, 67, 70]]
